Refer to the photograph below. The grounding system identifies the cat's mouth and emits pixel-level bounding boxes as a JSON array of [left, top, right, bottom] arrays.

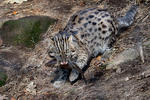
[[60, 61, 68, 65]]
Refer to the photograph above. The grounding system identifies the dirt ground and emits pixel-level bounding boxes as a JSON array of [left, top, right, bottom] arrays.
[[0, 0, 150, 100]]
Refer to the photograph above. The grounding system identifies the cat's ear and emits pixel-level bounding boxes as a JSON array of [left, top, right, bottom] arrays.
[[49, 31, 57, 41], [68, 35, 73, 42], [68, 35, 79, 49], [50, 36, 54, 42], [48, 37, 55, 58], [48, 36, 54, 52], [68, 35, 75, 48], [48, 50, 55, 58], [49, 36, 55, 47]]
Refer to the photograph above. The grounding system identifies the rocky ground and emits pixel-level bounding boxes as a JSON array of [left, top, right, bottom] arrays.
[[0, 0, 150, 100]]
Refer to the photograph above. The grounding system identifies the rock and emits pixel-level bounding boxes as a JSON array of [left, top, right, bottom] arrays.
[[143, 40, 150, 47], [0, 16, 56, 48], [53, 79, 66, 88], [0, 50, 23, 71], [106, 48, 139, 70], [4, 0, 28, 4], [125, 77, 129, 81], [0, 72, 7, 87], [0, 19, 8, 29], [0, 94, 8, 100], [106, 40, 150, 70], [0, 36, 2, 46], [26, 82, 36, 95], [116, 66, 122, 73]]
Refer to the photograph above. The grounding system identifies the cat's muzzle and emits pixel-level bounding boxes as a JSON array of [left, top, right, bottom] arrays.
[[60, 61, 68, 65]]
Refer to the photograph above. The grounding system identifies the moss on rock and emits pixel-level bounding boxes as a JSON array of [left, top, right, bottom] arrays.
[[0, 16, 57, 48], [0, 72, 7, 87]]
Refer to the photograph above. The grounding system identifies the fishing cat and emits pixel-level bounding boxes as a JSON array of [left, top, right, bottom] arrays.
[[47, 5, 138, 86]]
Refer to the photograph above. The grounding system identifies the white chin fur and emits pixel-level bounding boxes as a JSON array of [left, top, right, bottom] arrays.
[[60, 62, 68, 65]]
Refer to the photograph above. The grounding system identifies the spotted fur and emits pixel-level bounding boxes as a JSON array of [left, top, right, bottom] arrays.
[[48, 5, 138, 83]]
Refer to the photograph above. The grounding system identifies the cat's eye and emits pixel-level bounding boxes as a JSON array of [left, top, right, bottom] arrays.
[[48, 51, 55, 58], [71, 50, 75, 52]]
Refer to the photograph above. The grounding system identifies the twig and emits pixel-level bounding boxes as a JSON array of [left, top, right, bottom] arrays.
[[137, 42, 145, 63], [137, 13, 149, 24]]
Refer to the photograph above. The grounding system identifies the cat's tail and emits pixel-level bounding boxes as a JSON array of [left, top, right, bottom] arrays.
[[117, 5, 138, 31]]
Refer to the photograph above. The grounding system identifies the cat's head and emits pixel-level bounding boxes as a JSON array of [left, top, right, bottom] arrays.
[[48, 33, 79, 65]]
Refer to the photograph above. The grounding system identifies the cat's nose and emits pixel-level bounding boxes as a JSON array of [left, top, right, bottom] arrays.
[[60, 61, 68, 65]]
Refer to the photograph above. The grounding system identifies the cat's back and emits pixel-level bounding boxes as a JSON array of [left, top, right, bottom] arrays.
[[64, 7, 118, 56], [65, 7, 118, 35]]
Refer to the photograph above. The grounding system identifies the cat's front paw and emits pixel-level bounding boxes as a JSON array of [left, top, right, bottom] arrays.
[[69, 69, 80, 84], [51, 68, 69, 88]]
